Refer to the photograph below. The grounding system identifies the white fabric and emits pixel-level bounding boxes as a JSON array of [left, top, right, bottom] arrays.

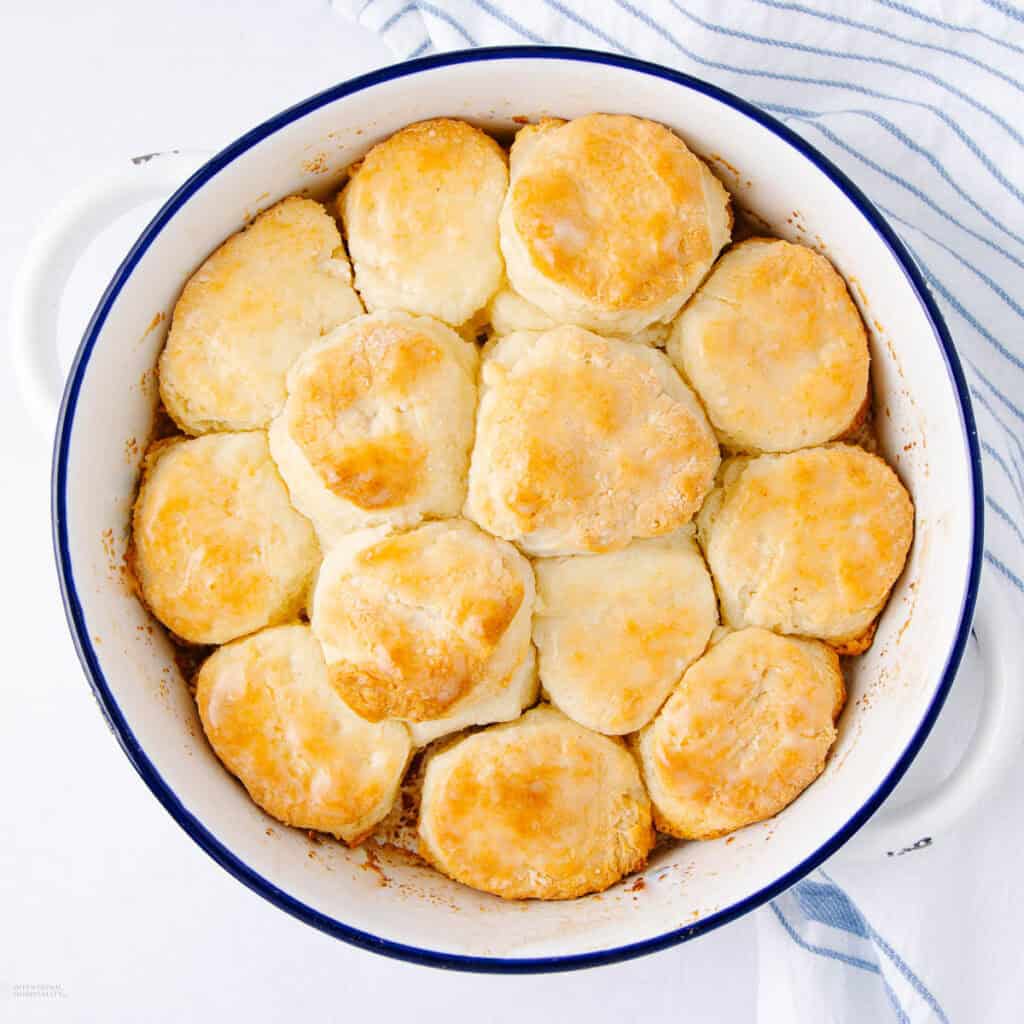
[[338, 2, 1024, 1020]]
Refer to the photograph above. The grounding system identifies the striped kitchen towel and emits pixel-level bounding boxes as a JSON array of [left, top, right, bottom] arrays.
[[337, 2, 1024, 1021], [769, 870, 948, 1022]]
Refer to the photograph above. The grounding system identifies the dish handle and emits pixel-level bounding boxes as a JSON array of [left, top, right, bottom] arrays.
[[9, 150, 208, 436], [838, 569, 1022, 860]]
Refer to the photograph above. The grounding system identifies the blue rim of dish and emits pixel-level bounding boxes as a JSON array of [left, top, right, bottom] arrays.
[[52, 46, 983, 973]]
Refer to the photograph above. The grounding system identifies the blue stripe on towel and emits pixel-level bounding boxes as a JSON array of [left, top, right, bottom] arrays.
[[877, 206, 1024, 323], [971, 372, 1024, 429], [763, 102, 1024, 243], [793, 880, 870, 938], [418, 1, 476, 44], [987, 496, 1024, 546], [754, 0, 1024, 91], [379, 3, 417, 32], [871, 0, 1024, 55], [542, 0, 632, 55], [770, 111, 1024, 275], [905, 252, 1024, 375], [468, 0, 545, 43], [612, 0, 1024, 207], [666, 0, 1024, 146], [986, 550, 1024, 592], [815, 873, 949, 1023], [770, 902, 880, 973], [868, 927, 951, 1024], [773, 890, 912, 1023], [980, 440, 1024, 505], [984, 0, 1024, 24], [970, 390, 1024, 491]]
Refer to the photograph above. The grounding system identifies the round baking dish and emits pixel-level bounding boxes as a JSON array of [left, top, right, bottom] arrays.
[[36, 48, 988, 971]]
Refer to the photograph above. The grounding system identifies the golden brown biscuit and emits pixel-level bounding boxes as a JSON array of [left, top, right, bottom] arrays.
[[196, 624, 411, 843], [268, 312, 479, 547], [132, 433, 320, 645], [160, 197, 363, 433], [418, 705, 654, 899], [499, 114, 731, 335], [340, 118, 508, 325], [533, 530, 718, 734], [668, 238, 870, 452], [464, 327, 721, 556], [697, 445, 914, 648], [310, 519, 537, 746], [636, 627, 844, 839]]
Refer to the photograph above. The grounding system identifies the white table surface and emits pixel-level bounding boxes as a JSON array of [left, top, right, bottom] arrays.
[[0, 3, 761, 1020]]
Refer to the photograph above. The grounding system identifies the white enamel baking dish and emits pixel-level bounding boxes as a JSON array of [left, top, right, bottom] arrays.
[[13, 47, 1022, 971]]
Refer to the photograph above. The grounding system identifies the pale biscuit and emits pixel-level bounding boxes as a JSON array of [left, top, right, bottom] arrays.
[[499, 114, 731, 335], [533, 530, 718, 735], [310, 520, 537, 746], [196, 624, 411, 843], [339, 118, 508, 325], [486, 285, 670, 346], [486, 285, 556, 335], [268, 312, 478, 547], [668, 238, 870, 452], [636, 627, 844, 839], [418, 705, 654, 900], [132, 433, 320, 645], [697, 445, 914, 649], [464, 327, 721, 556], [159, 197, 363, 433]]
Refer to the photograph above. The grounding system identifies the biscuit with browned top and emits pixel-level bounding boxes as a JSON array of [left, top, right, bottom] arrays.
[[269, 312, 478, 547], [419, 705, 654, 899], [668, 239, 869, 452], [160, 197, 363, 433], [636, 627, 844, 839], [197, 625, 411, 843], [340, 118, 508, 325], [133, 433, 320, 645], [465, 327, 721, 555], [310, 519, 537, 746], [697, 445, 913, 649], [500, 114, 731, 335]]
